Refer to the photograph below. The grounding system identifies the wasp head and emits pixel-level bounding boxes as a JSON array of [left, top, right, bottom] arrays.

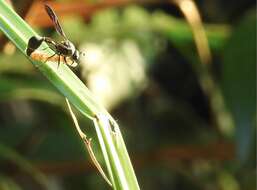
[[72, 50, 80, 61]]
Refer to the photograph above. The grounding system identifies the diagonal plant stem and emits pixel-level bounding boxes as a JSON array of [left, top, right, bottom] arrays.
[[171, 0, 234, 137], [172, 0, 211, 64], [0, 1, 140, 189]]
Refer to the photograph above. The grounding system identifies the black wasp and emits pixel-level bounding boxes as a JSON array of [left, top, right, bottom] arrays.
[[26, 4, 83, 67]]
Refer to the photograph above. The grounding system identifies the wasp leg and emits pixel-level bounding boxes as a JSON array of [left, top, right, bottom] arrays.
[[57, 54, 61, 68], [69, 58, 75, 67], [64, 56, 76, 67], [64, 56, 68, 65], [44, 53, 56, 63]]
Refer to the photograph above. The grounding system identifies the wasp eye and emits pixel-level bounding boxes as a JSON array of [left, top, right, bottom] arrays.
[[73, 50, 80, 60]]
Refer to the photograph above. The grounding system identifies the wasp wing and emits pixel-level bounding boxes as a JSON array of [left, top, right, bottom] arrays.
[[43, 37, 59, 52], [45, 4, 67, 39]]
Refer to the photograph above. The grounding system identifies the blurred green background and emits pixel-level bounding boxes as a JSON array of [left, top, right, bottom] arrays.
[[0, 0, 256, 189]]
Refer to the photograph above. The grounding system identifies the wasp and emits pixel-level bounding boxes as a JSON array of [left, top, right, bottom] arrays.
[[26, 4, 84, 67]]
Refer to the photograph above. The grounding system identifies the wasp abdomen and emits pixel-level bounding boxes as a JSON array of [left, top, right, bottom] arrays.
[[26, 36, 43, 56]]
